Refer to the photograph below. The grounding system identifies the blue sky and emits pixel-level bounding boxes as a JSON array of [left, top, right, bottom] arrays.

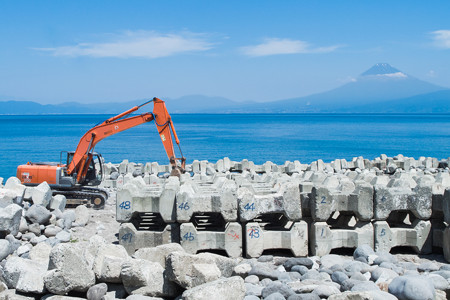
[[1, 1, 449, 104]]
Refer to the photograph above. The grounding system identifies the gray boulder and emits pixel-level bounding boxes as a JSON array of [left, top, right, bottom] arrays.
[[32, 182, 52, 207], [388, 275, 435, 300], [181, 276, 245, 300], [44, 243, 96, 294], [133, 243, 184, 268], [61, 210, 76, 230], [93, 244, 129, 283], [0, 204, 22, 236], [261, 281, 295, 298], [353, 244, 375, 262], [283, 257, 314, 270], [166, 251, 224, 289], [73, 205, 89, 226], [29, 242, 52, 265], [49, 195, 66, 212], [0, 240, 11, 261], [87, 283, 108, 300], [121, 258, 180, 297], [55, 230, 71, 243], [3, 256, 47, 294], [25, 205, 51, 225]]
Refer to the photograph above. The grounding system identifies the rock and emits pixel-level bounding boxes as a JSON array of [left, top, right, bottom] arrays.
[[0, 240, 11, 261], [55, 230, 71, 243], [351, 281, 380, 292], [245, 275, 260, 284], [313, 284, 340, 298], [418, 261, 439, 272], [234, 263, 252, 277], [44, 243, 96, 294], [133, 243, 184, 267], [86, 283, 108, 300], [28, 223, 41, 235], [110, 172, 120, 180], [291, 265, 309, 275], [49, 195, 67, 212], [30, 234, 47, 245], [388, 275, 435, 300], [371, 267, 398, 284], [93, 244, 130, 283], [125, 296, 164, 300], [0, 289, 34, 300], [192, 263, 221, 287], [44, 225, 63, 237], [3, 256, 47, 294], [426, 274, 449, 291], [258, 255, 273, 262], [321, 254, 350, 269], [261, 281, 296, 298], [353, 245, 375, 262], [73, 205, 89, 226], [331, 271, 349, 285], [17, 244, 32, 256], [283, 257, 314, 270], [181, 276, 245, 300], [373, 251, 397, 265], [32, 182, 52, 207], [264, 292, 285, 300], [197, 252, 238, 277], [287, 294, 321, 300], [166, 252, 224, 289], [248, 263, 280, 280], [25, 205, 51, 225], [0, 204, 22, 236], [61, 210, 76, 230], [245, 282, 263, 297], [244, 296, 260, 300], [121, 258, 179, 297], [328, 291, 372, 300], [29, 242, 52, 265], [18, 217, 28, 233]]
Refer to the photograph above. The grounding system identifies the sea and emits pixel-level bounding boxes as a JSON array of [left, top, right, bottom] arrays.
[[1, 114, 449, 180]]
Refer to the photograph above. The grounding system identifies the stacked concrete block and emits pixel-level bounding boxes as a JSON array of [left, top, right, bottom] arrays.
[[245, 221, 308, 257], [116, 176, 180, 252], [310, 220, 374, 256], [373, 183, 432, 253], [119, 222, 180, 255], [175, 178, 241, 257], [180, 222, 242, 257]]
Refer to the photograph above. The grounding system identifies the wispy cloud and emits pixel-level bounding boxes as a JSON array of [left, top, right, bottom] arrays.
[[241, 38, 341, 57], [34, 30, 213, 58], [430, 30, 450, 49]]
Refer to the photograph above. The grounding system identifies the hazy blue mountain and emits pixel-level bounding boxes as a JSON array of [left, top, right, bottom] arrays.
[[245, 63, 447, 113], [1, 63, 449, 114]]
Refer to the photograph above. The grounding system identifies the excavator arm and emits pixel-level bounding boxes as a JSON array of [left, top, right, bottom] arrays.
[[67, 97, 185, 183]]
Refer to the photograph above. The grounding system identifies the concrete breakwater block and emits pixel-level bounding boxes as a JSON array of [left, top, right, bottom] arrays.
[[245, 221, 308, 258], [310, 221, 374, 256], [238, 181, 301, 222], [116, 176, 179, 223], [118, 222, 180, 255], [374, 219, 432, 254], [180, 222, 242, 258], [310, 183, 373, 222], [176, 179, 238, 223]]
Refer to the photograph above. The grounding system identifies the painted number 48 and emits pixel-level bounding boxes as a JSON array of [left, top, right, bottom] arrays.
[[119, 201, 131, 209]]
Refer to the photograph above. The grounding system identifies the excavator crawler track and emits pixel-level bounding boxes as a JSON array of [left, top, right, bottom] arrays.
[[52, 188, 108, 210]]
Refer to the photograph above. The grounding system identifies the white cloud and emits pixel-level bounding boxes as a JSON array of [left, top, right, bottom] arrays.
[[381, 72, 407, 78], [430, 30, 450, 49], [34, 30, 213, 58], [241, 38, 341, 57]]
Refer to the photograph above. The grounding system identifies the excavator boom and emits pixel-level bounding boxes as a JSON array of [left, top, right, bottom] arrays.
[[68, 97, 185, 182]]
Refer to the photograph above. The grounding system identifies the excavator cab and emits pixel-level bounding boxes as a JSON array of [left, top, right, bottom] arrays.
[[64, 151, 104, 186]]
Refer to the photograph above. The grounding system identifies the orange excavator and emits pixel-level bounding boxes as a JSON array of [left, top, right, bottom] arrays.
[[16, 97, 186, 209]]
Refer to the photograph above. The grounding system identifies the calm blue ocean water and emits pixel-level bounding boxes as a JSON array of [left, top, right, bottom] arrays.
[[1, 114, 449, 180]]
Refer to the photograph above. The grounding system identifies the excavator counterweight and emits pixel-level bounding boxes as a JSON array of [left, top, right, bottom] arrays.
[[17, 97, 185, 209]]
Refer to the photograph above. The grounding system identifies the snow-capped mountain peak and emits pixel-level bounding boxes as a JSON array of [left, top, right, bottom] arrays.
[[360, 63, 407, 78]]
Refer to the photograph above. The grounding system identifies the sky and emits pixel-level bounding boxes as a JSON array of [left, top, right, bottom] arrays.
[[0, 1, 450, 104]]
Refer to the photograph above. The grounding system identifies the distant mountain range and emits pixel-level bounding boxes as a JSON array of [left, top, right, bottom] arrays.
[[1, 63, 449, 114]]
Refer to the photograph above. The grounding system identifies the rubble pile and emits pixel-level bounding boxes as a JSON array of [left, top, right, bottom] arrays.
[[0, 154, 449, 299]]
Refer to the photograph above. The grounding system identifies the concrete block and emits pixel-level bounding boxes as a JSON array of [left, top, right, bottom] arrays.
[[116, 177, 179, 223], [245, 221, 308, 258], [118, 223, 180, 255], [180, 222, 242, 258], [238, 182, 301, 222], [118, 160, 128, 174], [374, 220, 432, 254], [374, 185, 432, 221], [310, 184, 373, 222], [443, 226, 450, 263], [310, 221, 374, 256], [176, 181, 238, 223]]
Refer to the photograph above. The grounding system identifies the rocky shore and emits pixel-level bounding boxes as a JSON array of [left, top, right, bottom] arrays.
[[0, 154, 449, 299]]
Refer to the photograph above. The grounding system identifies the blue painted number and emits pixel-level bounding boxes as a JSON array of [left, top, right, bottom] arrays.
[[121, 233, 132, 243], [183, 232, 195, 241], [119, 201, 131, 209], [178, 202, 190, 210], [248, 227, 260, 239], [244, 203, 255, 211]]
